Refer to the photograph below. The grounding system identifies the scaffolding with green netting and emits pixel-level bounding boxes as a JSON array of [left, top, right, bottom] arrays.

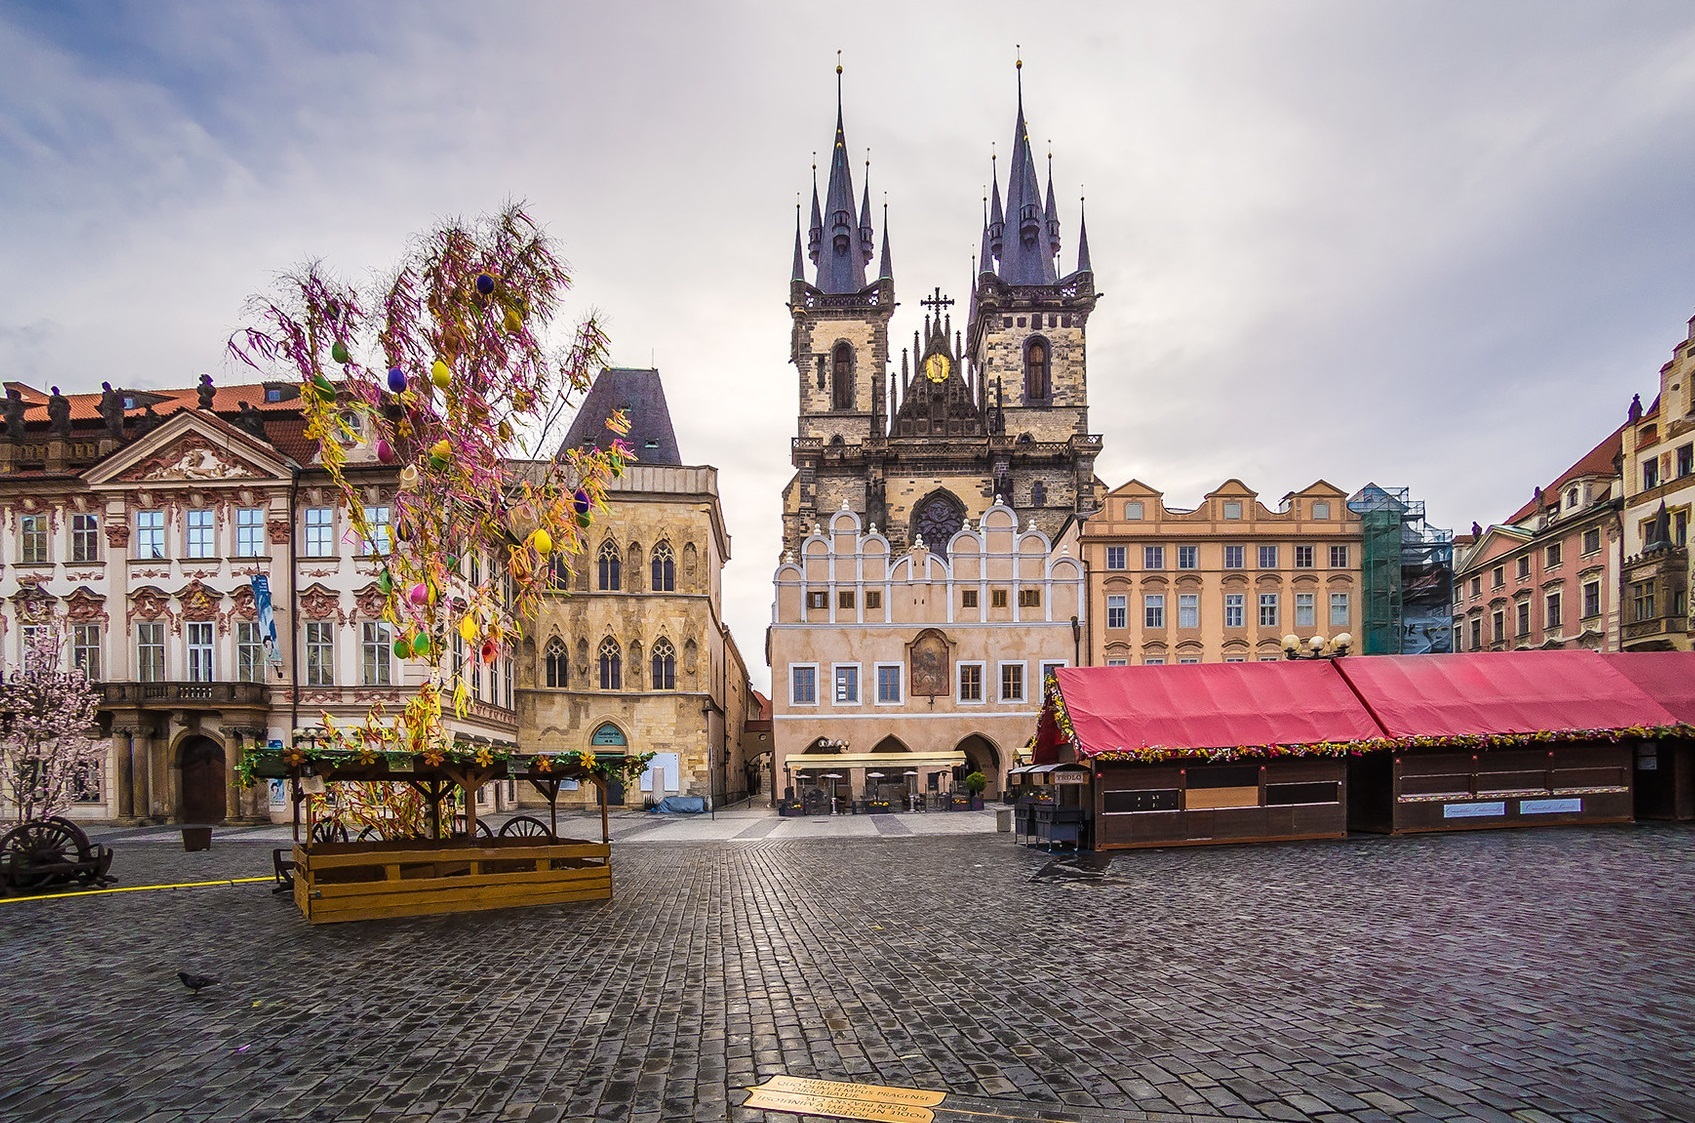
[[1348, 485, 1455, 655]]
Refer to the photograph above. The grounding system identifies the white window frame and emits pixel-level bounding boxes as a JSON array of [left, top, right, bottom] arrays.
[[998, 660, 1027, 703], [1144, 593, 1165, 629], [71, 623, 101, 681], [1143, 545, 1165, 570], [71, 513, 100, 564], [1224, 593, 1245, 629], [1105, 546, 1126, 571], [362, 622, 393, 686], [1177, 545, 1198, 570], [1259, 593, 1279, 627], [1258, 545, 1278, 569], [135, 510, 165, 560], [185, 509, 215, 559], [1295, 592, 1316, 629], [1294, 545, 1314, 569], [874, 662, 903, 705], [1330, 592, 1350, 627], [304, 507, 335, 558], [1330, 544, 1349, 568], [362, 505, 391, 555], [185, 621, 215, 683], [305, 622, 335, 686], [19, 514, 48, 565], [1143, 656, 1166, 666], [832, 663, 861, 706], [789, 663, 818, 707], [1178, 593, 1199, 629], [236, 508, 266, 558], [1105, 658, 1128, 667], [137, 622, 166, 682], [1224, 545, 1245, 569], [237, 621, 266, 683], [1038, 660, 1067, 689], [957, 660, 986, 704], [1106, 594, 1127, 630]]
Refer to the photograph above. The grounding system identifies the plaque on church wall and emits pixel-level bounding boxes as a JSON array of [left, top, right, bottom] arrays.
[[908, 630, 950, 697]]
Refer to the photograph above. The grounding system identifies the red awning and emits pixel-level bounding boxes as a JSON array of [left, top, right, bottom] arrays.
[[1335, 651, 1679, 738], [1598, 651, 1695, 724], [1050, 661, 1382, 759]]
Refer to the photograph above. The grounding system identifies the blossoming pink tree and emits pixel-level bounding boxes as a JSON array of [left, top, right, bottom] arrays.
[[0, 625, 105, 824]]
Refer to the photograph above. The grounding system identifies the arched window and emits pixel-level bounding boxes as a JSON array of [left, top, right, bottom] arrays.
[[597, 539, 621, 591], [1031, 480, 1047, 506], [1024, 337, 1050, 402], [598, 637, 622, 690], [831, 341, 855, 411], [651, 638, 676, 690], [547, 555, 570, 590], [544, 638, 568, 687], [650, 541, 675, 592]]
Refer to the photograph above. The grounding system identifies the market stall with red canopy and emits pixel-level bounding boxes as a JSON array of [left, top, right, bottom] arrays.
[[1599, 651, 1695, 820]]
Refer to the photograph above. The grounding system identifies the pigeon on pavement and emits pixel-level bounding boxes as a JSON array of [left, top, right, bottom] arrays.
[[178, 971, 221, 996]]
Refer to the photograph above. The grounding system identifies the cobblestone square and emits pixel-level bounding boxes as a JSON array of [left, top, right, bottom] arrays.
[[2, 820, 1691, 1123]]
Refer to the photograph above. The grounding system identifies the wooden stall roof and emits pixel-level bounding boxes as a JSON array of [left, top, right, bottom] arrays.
[[1039, 661, 1383, 762], [1599, 651, 1695, 725], [1335, 651, 1680, 738]]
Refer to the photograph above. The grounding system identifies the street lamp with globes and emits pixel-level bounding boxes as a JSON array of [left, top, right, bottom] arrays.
[[1282, 632, 1353, 660]]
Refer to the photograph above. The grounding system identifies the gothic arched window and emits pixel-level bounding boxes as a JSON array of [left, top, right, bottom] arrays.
[[1031, 481, 1047, 507], [598, 637, 622, 690], [544, 638, 568, 687], [831, 342, 855, 411], [651, 638, 677, 691], [597, 539, 621, 591], [1024, 337, 1051, 402], [650, 541, 675, 592], [547, 555, 570, 590], [912, 490, 966, 560]]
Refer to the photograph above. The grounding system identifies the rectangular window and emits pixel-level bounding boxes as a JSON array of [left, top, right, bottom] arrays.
[[806, 591, 828, 610], [1330, 592, 1350, 627], [1471, 575, 1482, 596], [305, 622, 334, 686], [186, 621, 215, 683], [865, 590, 881, 610], [19, 514, 47, 565], [1018, 588, 1041, 608], [1144, 657, 1166, 666], [834, 665, 859, 705], [1545, 592, 1562, 631], [1105, 546, 1127, 570], [185, 509, 215, 559], [1644, 459, 1660, 490], [71, 513, 100, 563], [1258, 545, 1277, 569], [1312, 501, 1330, 520], [1177, 545, 1198, 570], [1516, 556, 1531, 580], [1632, 581, 1656, 622], [1178, 657, 1200, 665], [1492, 566, 1504, 589], [304, 508, 334, 557], [362, 622, 393, 686], [1492, 610, 1505, 642], [1294, 545, 1314, 568], [1546, 542, 1562, 567], [135, 510, 165, 559], [1039, 662, 1066, 690], [18, 625, 47, 672], [1295, 592, 1316, 628], [137, 622, 165, 682], [875, 664, 902, 704], [1143, 546, 1165, 570], [1516, 600, 1531, 636], [958, 663, 983, 702], [1106, 595, 1127, 630], [1330, 545, 1349, 569], [72, 624, 101, 681], [237, 622, 266, 683], [990, 589, 1009, 609], [1144, 594, 1165, 629], [1259, 593, 1279, 627], [1105, 658, 1128, 666], [1178, 593, 1199, 629], [1224, 593, 1244, 628], [1224, 545, 1245, 569], [1123, 501, 1144, 520], [236, 508, 265, 557], [791, 665, 817, 705], [1222, 501, 1242, 519], [962, 589, 979, 608], [1583, 580, 1601, 618], [838, 590, 855, 609], [361, 506, 391, 555], [1470, 617, 1482, 649], [999, 663, 1024, 702], [1679, 444, 1693, 478]]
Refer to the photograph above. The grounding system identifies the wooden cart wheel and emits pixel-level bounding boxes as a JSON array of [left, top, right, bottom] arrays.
[[0, 819, 82, 890], [309, 820, 348, 844], [450, 816, 494, 839], [356, 825, 382, 842], [498, 815, 553, 840]]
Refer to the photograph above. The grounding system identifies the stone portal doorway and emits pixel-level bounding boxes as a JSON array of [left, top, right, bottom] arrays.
[[179, 736, 227, 824], [954, 734, 1000, 797]]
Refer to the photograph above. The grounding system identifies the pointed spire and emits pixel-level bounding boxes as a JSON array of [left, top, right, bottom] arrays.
[[1043, 148, 1061, 260], [807, 157, 822, 265], [859, 157, 876, 266], [988, 166, 1005, 260], [1075, 193, 1092, 275], [878, 202, 893, 281], [792, 201, 806, 282], [997, 52, 1059, 286], [815, 55, 869, 293]]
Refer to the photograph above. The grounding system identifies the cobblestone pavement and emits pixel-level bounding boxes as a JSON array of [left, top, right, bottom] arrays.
[[2, 824, 1691, 1123]]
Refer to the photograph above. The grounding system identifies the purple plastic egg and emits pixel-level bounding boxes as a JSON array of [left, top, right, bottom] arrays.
[[573, 488, 591, 515], [375, 438, 395, 463], [387, 366, 407, 394], [475, 273, 495, 295]]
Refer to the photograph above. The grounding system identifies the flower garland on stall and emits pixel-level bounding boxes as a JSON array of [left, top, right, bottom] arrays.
[[231, 205, 651, 790]]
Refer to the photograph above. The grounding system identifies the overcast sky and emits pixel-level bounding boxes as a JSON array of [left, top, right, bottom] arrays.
[[4, 1, 1694, 691]]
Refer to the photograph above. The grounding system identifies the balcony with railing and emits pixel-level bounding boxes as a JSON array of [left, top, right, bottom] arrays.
[[101, 681, 271, 708]]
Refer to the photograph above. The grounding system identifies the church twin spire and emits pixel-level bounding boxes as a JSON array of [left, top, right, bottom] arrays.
[[799, 61, 882, 294]]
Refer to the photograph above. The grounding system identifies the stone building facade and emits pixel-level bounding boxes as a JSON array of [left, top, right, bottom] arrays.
[[1453, 426, 1624, 653], [1618, 313, 1695, 651], [1079, 479, 1363, 665], [520, 369, 752, 809], [781, 74, 1104, 563], [769, 503, 1084, 801], [0, 379, 518, 824]]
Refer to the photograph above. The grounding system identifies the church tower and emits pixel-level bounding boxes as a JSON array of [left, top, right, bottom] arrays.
[[784, 64, 895, 554]]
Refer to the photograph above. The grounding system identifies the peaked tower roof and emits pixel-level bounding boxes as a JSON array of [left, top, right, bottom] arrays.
[[1076, 197, 1092, 275], [561, 368, 682, 466], [813, 66, 870, 293], [996, 63, 1059, 286]]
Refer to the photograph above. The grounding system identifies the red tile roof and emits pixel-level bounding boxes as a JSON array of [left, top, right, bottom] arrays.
[[1503, 423, 1623, 525]]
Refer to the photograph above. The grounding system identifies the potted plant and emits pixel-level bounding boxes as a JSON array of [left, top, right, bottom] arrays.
[[963, 771, 988, 811]]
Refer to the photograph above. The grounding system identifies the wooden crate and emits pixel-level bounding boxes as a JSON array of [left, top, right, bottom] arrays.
[[291, 837, 612, 924]]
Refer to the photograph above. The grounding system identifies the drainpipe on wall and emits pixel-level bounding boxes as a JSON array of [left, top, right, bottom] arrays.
[[288, 468, 300, 740]]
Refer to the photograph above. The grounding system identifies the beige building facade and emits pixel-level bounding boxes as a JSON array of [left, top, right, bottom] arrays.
[[1619, 314, 1695, 651], [1079, 480, 1363, 665], [769, 503, 1084, 801], [520, 369, 752, 810]]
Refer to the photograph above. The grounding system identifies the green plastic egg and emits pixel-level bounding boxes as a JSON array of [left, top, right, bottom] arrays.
[[331, 340, 351, 364]]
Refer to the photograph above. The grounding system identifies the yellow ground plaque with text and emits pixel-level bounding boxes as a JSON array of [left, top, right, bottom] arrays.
[[743, 1075, 946, 1122]]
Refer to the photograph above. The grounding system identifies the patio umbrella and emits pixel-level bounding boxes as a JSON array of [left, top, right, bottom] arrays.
[[866, 772, 886, 779]]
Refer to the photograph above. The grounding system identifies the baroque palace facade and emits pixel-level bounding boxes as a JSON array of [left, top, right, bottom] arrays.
[[770, 71, 1099, 798]]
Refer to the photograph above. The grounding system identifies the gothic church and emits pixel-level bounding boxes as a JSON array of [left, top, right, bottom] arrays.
[[782, 67, 1104, 559]]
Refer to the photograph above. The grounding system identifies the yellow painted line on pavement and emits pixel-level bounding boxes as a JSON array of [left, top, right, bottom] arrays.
[[1, 876, 271, 904]]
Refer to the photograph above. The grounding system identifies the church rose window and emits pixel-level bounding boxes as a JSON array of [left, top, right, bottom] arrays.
[[915, 494, 964, 557]]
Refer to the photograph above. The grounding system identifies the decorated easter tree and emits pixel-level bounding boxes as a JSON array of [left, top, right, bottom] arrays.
[[231, 204, 651, 801], [0, 625, 105, 825]]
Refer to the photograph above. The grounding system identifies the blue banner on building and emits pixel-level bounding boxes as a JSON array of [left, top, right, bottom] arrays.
[[250, 574, 282, 670]]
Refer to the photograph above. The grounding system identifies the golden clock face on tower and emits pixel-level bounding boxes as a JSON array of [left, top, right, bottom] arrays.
[[923, 353, 952, 384]]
